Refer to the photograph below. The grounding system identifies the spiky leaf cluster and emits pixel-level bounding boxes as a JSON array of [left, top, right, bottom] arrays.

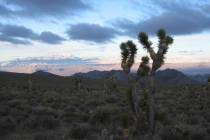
[[139, 29, 174, 72], [137, 56, 151, 77], [157, 29, 166, 40], [138, 32, 156, 60], [155, 29, 174, 69], [120, 40, 137, 73], [138, 32, 151, 49]]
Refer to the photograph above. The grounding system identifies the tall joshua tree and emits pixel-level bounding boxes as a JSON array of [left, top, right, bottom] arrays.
[[120, 29, 173, 137], [138, 29, 173, 135]]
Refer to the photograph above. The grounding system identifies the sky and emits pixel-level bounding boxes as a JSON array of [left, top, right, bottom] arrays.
[[0, 0, 210, 75]]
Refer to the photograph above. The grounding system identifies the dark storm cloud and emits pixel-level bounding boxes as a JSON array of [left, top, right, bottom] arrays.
[[3, 0, 90, 18], [66, 23, 120, 43], [114, 0, 210, 37], [0, 24, 66, 45]]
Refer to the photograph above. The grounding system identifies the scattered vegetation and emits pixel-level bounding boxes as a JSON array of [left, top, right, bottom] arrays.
[[0, 72, 210, 140]]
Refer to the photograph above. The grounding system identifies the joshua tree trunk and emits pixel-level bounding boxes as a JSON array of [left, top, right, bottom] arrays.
[[148, 71, 156, 136], [127, 74, 139, 116], [132, 82, 139, 117]]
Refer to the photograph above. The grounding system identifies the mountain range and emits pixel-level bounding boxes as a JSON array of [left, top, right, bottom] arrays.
[[73, 69, 208, 86], [0, 69, 209, 87]]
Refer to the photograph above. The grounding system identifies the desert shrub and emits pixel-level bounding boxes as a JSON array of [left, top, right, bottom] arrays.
[[204, 111, 210, 123], [41, 116, 59, 129], [190, 129, 207, 140], [186, 115, 200, 125], [159, 126, 183, 140], [0, 105, 10, 116], [0, 116, 16, 137], [84, 98, 105, 108], [105, 95, 118, 103], [206, 127, 210, 134], [31, 106, 58, 118], [69, 123, 91, 139], [9, 108, 29, 124], [90, 105, 120, 124], [33, 132, 56, 140], [64, 106, 78, 112], [118, 113, 129, 128], [68, 96, 84, 107], [62, 109, 89, 123], [7, 99, 23, 108], [16, 103, 32, 113], [24, 115, 59, 130], [155, 111, 170, 125], [111, 135, 122, 140]]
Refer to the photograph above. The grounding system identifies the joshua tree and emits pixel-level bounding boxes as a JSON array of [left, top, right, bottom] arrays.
[[28, 75, 33, 92], [75, 78, 82, 90], [120, 40, 139, 117], [103, 76, 117, 94], [120, 29, 173, 138], [138, 29, 173, 135]]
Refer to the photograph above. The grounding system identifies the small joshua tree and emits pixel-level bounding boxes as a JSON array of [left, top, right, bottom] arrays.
[[28, 75, 33, 92], [103, 76, 117, 94], [103, 80, 108, 94], [75, 78, 82, 90], [120, 29, 173, 138]]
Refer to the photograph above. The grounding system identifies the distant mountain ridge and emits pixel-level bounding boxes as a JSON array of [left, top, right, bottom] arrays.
[[73, 70, 127, 81], [32, 70, 58, 76], [155, 69, 198, 86], [0, 69, 208, 86], [189, 74, 210, 83], [73, 69, 204, 85]]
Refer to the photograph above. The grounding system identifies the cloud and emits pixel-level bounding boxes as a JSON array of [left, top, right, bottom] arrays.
[[38, 32, 66, 44], [0, 35, 31, 45], [0, 5, 14, 17], [2, 0, 90, 18], [0, 57, 98, 67], [0, 56, 100, 76], [0, 24, 37, 39], [178, 50, 204, 56], [0, 24, 66, 45], [114, 0, 210, 37], [66, 23, 120, 43]]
